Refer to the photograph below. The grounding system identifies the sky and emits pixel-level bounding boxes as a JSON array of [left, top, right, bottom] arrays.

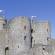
[[0, 0, 55, 38]]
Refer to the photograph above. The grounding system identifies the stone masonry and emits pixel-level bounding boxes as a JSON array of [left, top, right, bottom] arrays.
[[0, 16, 55, 55]]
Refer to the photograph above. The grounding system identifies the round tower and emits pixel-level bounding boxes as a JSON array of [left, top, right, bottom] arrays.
[[8, 16, 31, 55]]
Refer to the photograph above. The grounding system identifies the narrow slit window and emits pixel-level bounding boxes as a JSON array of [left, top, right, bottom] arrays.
[[18, 45, 19, 48], [3, 24, 6, 28], [24, 36, 26, 40], [31, 29, 33, 33], [24, 26, 26, 30], [47, 29, 48, 32]]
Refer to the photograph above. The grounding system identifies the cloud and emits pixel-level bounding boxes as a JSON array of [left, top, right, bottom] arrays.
[[31, 16, 37, 18], [0, 10, 3, 12]]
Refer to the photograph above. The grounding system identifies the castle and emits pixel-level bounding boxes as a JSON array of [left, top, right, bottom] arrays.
[[0, 16, 55, 55]]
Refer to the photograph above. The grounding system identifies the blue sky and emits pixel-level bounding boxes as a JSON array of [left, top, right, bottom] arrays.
[[0, 0, 55, 38]]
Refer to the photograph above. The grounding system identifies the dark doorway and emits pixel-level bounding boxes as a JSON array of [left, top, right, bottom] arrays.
[[5, 47, 9, 55]]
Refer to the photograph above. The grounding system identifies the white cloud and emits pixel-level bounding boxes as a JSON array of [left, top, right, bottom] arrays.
[[31, 16, 37, 18], [0, 10, 3, 13]]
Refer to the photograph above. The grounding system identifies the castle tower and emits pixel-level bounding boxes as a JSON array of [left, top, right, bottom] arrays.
[[8, 16, 31, 55], [0, 16, 6, 30], [31, 20, 51, 47], [0, 16, 6, 55]]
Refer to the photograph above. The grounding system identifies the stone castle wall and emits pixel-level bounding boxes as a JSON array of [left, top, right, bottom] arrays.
[[0, 16, 55, 55]]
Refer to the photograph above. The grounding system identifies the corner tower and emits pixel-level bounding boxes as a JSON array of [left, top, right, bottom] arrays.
[[31, 20, 51, 47]]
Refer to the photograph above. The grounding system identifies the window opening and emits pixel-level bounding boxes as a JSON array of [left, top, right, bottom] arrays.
[[24, 26, 26, 30], [31, 29, 33, 33], [24, 36, 26, 40], [18, 45, 19, 48], [47, 29, 48, 32], [43, 48, 45, 50]]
